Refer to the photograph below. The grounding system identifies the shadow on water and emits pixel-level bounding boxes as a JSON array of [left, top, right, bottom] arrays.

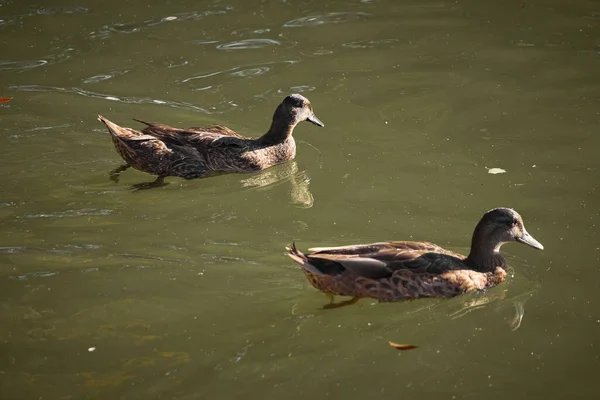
[[98, 159, 316, 209]]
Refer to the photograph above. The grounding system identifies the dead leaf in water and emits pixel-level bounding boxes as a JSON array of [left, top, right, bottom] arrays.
[[388, 341, 418, 350], [0, 97, 12, 103]]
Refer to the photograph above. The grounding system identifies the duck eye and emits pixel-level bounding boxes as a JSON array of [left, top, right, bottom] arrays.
[[500, 217, 516, 227]]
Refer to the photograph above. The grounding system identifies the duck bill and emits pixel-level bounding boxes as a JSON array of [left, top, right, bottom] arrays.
[[306, 112, 324, 127], [516, 229, 544, 250]]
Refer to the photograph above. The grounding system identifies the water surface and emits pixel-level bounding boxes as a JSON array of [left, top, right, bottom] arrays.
[[1, 0, 599, 398]]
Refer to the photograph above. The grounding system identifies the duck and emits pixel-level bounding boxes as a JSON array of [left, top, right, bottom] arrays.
[[97, 94, 323, 183], [287, 208, 543, 307]]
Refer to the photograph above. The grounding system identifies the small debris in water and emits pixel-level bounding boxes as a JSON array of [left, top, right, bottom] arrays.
[[388, 341, 418, 351], [487, 168, 507, 175], [0, 97, 12, 103], [88, 347, 96, 352]]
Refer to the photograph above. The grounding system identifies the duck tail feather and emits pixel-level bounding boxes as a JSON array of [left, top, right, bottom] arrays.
[[98, 115, 147, 141], [97, 115, 124, 138], [286, 242, 324, 275], [132, 118, 155, 127]]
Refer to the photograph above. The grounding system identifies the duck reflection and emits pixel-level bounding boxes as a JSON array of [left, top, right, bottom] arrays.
[[239, 161, 314, 208], [449, 282, 540, 331]]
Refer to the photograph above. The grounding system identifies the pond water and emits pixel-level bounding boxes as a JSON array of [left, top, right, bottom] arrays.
[[1, 0, 599, 398]]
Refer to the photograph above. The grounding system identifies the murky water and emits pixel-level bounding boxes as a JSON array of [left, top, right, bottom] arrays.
[[1, 0, 599, 398]]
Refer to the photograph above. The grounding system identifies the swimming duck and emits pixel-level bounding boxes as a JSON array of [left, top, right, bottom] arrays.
[[97, 94, 323, 182], [287, 208, 543, 307]]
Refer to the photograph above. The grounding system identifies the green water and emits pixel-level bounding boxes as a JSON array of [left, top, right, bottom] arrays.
[[1, 0, 599, 398]]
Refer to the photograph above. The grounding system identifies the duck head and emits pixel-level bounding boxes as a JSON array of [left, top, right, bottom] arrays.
[[279, 93, 324, 127], [262, 93, 323, 143], [467, 207, 543, 269], [475, 208, 544, 251]]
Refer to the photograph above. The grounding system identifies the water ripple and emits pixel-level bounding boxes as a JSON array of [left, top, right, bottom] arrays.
[[9, 271, 58, 280], [0, 44, 76, 73], [167, 60, 189, 69], [289, 85, 316, 93], [0, 244, 101, 255], [32, 6, 90, 15], [27, 124, 72, 132], [149, 9, 232, 25], [0, 6, 89, 32], [189, 40, 220, 46], [312, 49, 334, 56], [179, 61, 297, 90], [46, 46, 77, 65], [107, 22, 140, 34], [216, 39, 280, 51], [0, 60, 48, 73], [83, 69, 130, 84], [342, 38, 398, 49], [0, 246, 25, 254], [230, 66, 271, 77], [229, 27, 272, 37], [1, 5, 90, 29], [20, 209, 112, 219], [254, 86, 316, 100], [584, 11, 600, 21], [283, 12, 371, 28], [89, 9, 230, 40], [10, 84, 215, 114]]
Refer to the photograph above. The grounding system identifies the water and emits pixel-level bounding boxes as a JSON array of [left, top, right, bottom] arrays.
[[1, 0, 599, 398]]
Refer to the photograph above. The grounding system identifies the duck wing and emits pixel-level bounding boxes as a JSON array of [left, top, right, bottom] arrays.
[[299, 241, 464, 278], [133, 119, 248, 148], [190, 124, 244, 138]]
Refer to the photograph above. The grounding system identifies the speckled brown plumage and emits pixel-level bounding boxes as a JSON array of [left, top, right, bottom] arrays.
[[98, 94, 324, 180], [287, 208, 544, 303]]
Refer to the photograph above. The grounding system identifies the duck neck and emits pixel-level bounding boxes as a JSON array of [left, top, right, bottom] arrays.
[[465, 226, 506, 272], [259, 109, 297, 144]]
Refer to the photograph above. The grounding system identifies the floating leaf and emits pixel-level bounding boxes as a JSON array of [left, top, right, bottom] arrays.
[[487, 168, 506, 175], [0, 97, 11, 103], [388, 341, 418, 350]]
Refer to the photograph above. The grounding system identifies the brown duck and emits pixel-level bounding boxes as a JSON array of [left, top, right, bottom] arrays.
[[97, 94, 323, 182], [287, 208, 543, 307]]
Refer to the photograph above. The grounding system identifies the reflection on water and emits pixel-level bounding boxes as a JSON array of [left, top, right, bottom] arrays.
[[448, 284, 540, 332], [241, 161, 314, 208]]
